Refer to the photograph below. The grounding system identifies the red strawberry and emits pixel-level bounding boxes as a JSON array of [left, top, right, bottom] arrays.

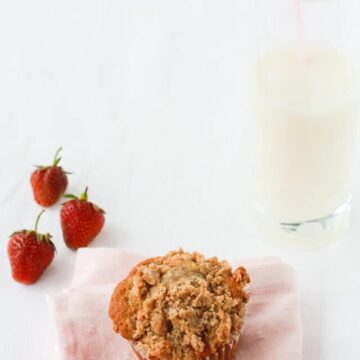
[[30, 147, 69, 207], [7, 210, 56, 285], [60, 187, 105, 250]]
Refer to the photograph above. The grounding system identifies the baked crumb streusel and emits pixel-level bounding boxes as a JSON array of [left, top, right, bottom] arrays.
[[109, 249, 250, 360]]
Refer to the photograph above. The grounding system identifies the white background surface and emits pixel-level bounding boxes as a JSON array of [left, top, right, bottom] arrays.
[[1, 0, 360, 359]]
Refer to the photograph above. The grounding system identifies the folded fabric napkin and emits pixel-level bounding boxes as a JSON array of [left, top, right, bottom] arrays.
[[48, 248, 302, 360]]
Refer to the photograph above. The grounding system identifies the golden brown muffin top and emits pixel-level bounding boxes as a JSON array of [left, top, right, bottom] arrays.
[[109, 249, 250, 360]]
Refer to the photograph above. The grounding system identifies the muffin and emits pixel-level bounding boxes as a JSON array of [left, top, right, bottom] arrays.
[[109, 249, 250, 360]]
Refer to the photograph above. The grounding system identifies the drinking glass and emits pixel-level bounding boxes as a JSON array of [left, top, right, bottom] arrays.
[[253, 0, 359, 248]]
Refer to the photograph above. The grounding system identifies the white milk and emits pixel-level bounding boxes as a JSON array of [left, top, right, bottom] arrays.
[[254, 47, 358, 223]]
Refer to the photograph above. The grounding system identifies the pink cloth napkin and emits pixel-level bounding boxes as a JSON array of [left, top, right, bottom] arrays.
[[48, 249, 302, 360]]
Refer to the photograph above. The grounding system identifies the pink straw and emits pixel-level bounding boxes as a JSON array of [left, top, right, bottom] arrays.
[[293, 0, 307, 61]]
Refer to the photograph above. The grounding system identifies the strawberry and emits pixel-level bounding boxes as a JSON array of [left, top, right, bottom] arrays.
[[7, 210, 56, 285], [30, 147, 69, 207], [60, 187, 105, 250]]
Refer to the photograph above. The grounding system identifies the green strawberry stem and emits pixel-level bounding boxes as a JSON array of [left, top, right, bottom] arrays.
[[10, 210, 55, 249], [53, 147, 63, 167], [33, 211, 55, 249], [80, 187, 88, 201], [64, 186, 89, 202], [34, 146, 66, 169], [63, 186, 105, 213], [34, 210, 45, 233], [34, 210, 50, 243]]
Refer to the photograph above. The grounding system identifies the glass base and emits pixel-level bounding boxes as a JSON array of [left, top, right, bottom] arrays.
[[253, 199, 351, 250]]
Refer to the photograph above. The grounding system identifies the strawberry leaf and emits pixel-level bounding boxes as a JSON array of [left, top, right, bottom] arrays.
[[63, 194, 79, 200]]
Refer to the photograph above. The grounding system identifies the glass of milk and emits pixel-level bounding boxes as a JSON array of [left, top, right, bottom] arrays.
[[253, 0, 359, 248]]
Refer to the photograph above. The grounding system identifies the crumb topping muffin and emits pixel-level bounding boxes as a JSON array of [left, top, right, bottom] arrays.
[[109, 249, 250, 360]]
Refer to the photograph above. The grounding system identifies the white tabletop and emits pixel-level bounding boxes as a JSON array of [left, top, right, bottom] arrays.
[[1, 1, 360, 359]]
